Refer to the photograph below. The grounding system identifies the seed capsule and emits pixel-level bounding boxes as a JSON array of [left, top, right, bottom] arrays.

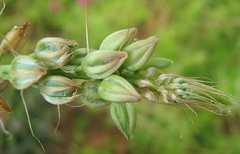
[[140, 57, 173, 70], [39, 75, 81, 105], [100, 28, 137, 51], [81, 50, 128, 79], [68, 48, 95, 65], [9, 56, 47, 90], [98, 75, 142, 103], [34, 37, 77, 69], [122, 36, 160, 71], [0, 22, 30, 54], [80, 81, 110, 108]]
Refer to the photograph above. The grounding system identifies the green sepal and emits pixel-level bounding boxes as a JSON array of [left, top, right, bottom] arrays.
[[110, 102, 137, 140]]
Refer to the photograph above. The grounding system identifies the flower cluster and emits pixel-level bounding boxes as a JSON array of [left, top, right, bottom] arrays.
[[0, 23, 237, 148]]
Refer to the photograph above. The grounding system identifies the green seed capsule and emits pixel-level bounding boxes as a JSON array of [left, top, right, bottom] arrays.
[[9, 56, 47, 90], [80, 81, 110, 108], [100, 28, 137, 51], [140, 57, 174, 70], [68, 48, 96, 65], [98, 75, 142, 103], [81, 50, 128, 79], [110, 102, 137, 140], [39, 75, 81, 105], [122, 36, 160, 71], [34, 37, 77, 69]]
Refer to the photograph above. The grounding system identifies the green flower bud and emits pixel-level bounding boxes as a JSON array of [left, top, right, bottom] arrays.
[[140, 57, 173, 70], [81, 50, 128, 79], [122, 36, 160, 71], [0, 22, 30, 54], [100, 28, 137, 51], [80, 81, 110, 108], [34, 37, 77, 69], [110, 102, 137, 140], [68, 48, 96, 65], [98, 75, 142, 103], [9, 56, 47, 90], [39, 76, 81, 105]]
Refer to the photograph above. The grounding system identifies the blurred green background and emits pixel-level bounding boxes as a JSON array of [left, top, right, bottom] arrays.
[[0, 0, 240, 153]]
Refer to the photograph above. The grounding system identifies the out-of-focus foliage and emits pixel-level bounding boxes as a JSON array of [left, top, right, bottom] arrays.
[[0, 0, 240, 153]]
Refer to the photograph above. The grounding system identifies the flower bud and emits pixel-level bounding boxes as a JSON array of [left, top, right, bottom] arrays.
[[34, 37, 77, 69], [0, 22, 30, 54], [68, 48, 95, 65], [80, 81, 110, 108], [98, 75, 142, 103], [9, 56, 47, 90], [110, 102, 137, 140], [99, 28, 137, 51], [122, 36, 160, 71], [81, 50, 128, 79], [39, 76, 81, 105], [140, 57, 173, 70]]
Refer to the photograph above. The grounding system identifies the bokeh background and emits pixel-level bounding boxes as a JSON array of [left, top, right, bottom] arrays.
[[0, 0, 240, 153]]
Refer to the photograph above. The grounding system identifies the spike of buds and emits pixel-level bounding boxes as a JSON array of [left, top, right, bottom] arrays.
[[100, 28, 137, 51], [9, 56, 47, 90], [81, 50, 128, 79], [34, 37, 77, 69], [0, 22, 30, 54], [122, 36, 160, 71], [39, 75, 81, 105], [110, 102, 137, 140], [98, 75, 142, 103]]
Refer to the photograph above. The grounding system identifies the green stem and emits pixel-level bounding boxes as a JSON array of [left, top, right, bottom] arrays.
[[0, 65, 11, 72], [48, 66, 91, 80], [0, 65, 11, 80]]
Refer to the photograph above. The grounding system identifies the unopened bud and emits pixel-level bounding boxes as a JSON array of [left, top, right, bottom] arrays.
[[9, 56, 47, 90], [122, 36, 160, 71], [140, 57, 173, 70], [81, 50, 128, 79], [68, 48, 95, 65], [110, 102, 137, 140], [0, 22, 30, 54], [34, 37, 77, 69], [80, 81, 110, 108], [39, 76, 81, 105], [100, 28, 137, 51], [98, 75, 142, 103]]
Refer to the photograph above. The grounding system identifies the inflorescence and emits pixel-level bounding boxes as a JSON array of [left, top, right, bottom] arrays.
[[0, 21, 237, 150]]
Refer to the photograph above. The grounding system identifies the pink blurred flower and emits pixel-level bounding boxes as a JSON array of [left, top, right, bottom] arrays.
[[78, 0, 90, 5], [50, 1, 60, 12]]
